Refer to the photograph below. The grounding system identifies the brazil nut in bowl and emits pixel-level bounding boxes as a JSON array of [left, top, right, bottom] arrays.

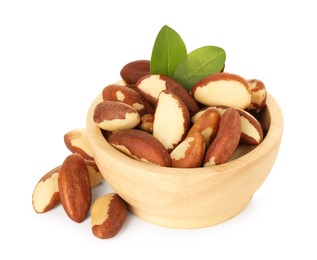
[[86, 91, 283, 229]]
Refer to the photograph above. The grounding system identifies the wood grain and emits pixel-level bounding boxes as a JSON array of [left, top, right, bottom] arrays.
[[86, 92, 283, 228]]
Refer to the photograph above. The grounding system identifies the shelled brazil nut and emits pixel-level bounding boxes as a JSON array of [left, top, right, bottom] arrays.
[[32, 127, 127, 239], [33, 25, 268, 240], [91, 25, 267, 169]]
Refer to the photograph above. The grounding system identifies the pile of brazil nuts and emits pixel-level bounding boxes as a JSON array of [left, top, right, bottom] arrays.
[[32, 129, 128, 239], [93, 60, 267, 168], [32, 25, 267, 239]]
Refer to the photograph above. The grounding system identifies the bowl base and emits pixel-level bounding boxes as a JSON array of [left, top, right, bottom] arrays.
[[128, 197, 252, 229]]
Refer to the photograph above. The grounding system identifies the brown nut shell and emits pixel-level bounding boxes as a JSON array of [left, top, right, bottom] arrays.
[[136, 74, 199, 115], [58, 153, 91, 223], [85, 160, 104, 188], [190, 72, 251, 109], [64, 128, 94, 160], [102, 84, 154, 116], [32, 159, 102, 214], [204, 108, 241, 166], [237, 108, 264, 145], [193, 106, 263, 145], [93, 101, 140, 131], [138, 113, 154, 133], [246, 79, 267, 113], [91, 193, 127, 239], [135, 74, 171, 105], [187, 108, 220, 145], [32, 166, 60, 213], [120, 60, 150, 85], [108, 129, 171, 167], [170, 132, 205, 168]]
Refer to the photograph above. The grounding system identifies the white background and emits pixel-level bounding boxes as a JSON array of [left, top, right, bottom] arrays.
[[1, 0, 316, 259]]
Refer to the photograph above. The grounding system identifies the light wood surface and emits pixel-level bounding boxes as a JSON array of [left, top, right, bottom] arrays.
[[86, 92, 283, 228]]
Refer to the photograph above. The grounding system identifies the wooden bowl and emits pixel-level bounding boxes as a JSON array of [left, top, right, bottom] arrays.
[[86, 92, 283, 228]]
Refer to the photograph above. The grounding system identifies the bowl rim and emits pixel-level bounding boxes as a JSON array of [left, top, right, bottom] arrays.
[[86, 92, 283, 177]]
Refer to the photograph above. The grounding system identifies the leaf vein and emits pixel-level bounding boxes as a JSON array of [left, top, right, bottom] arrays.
[[180, 52, 224, 84]]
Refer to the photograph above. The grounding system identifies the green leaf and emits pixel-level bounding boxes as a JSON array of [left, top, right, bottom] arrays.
[[150, 25, 187, 77], [173, 46, 226, 91]]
